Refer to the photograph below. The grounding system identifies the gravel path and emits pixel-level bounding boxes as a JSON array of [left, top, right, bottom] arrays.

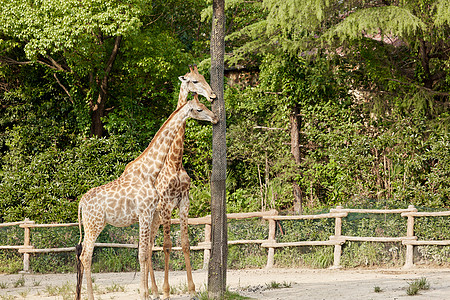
[[1, 267, 449, 299]]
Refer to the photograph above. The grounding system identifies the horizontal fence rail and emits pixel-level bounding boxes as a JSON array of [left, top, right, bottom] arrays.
[[0, 206, 449, 273]]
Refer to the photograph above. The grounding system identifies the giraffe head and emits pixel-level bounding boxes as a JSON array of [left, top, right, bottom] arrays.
[[178, 64, 217, 102], [187, 93, 219, 124]]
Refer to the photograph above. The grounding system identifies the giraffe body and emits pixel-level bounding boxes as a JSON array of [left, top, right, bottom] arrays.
[[148, 65, 216, 300], [75, 96, 218, 300]]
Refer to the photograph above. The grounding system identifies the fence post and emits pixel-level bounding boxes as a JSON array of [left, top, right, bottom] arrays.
[[331, 206, 343, 269], [19, 218, 35, 273], [404, 205, 417, 269], [203, 224, 211, 269], [266, 217, 276, 268]]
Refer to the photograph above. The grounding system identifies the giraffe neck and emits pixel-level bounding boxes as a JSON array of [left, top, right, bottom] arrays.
[[122, 103, 190, 182], [177, 84, 190, 108], [164, 84, 190, 171]]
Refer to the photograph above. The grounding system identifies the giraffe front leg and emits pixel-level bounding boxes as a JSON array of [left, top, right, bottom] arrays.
[[139, 218, 151, 300], [79, 221, 105, 300]]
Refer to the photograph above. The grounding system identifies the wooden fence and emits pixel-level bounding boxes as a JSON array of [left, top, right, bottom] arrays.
[[0, 205, 449, 273]]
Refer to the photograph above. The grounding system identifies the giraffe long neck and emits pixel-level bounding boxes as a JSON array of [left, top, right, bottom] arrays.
[[122, 103, 190, 182], [177, 84, 189, 108], [164, 84, 190, 170]]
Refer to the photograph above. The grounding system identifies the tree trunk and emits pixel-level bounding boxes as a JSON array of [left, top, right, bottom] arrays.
[[208, 0, 227, 299], [290, 105, 303, 214], [90, 86, 106, 137], [90, 35, 122, 137]]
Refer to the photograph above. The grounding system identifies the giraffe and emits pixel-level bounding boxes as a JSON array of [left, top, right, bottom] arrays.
[[148, 65, 216, 300], [75, 96, 218, 300]]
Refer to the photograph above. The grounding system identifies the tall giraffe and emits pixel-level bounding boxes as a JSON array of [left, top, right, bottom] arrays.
[[75, 96, 218, 300], [148, 65, 215, 300]]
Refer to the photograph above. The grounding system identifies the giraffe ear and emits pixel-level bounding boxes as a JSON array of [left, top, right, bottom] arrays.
[[179, 76, 188, 82]]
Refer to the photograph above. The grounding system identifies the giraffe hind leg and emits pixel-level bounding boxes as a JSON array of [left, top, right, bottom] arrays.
[[162, 215, 172, 300], [149, 210, 161, 300], [179, 196, 196, 299]]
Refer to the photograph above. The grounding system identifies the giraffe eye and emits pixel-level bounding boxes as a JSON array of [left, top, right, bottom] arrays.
[[196, 109, 203, 112], [192, 80, 199, 84]]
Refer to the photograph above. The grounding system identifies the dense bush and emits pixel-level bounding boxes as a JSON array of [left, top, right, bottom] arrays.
[[0, 136, 140, 223]]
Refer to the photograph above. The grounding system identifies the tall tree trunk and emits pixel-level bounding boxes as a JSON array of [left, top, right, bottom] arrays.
[[208, 0, 227, 298], [90, 84, 106, 137], [290, 105, 303, 214], [90, 35, 122, 137]]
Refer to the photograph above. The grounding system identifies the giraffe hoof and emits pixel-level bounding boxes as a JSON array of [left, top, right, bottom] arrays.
[[190, 295, 199, 300]]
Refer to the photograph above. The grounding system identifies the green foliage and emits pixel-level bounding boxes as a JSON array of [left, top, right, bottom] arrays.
[[265, 281, 291, 289], [329, 6, 426, 42], [0, 136, 139, 222], [92, 248, 139, 273], [226, 54, 354, 209], [0, 226, 23, 273], [406, 277, 430, 296], [44, 282, 75, 300], [198, 288, 251, 300], [0, 0, 448, 266], [0, 0, 147, 61], [0, 254, 22, 274], [1, 209, 449, 274], [224, 48, 449, 209], [12, 276, 24, 288], [302, 247, 334, 268], [227, 219, 268, 268], [228, 244, 267, 269], [184, 119, 215, 183], [374, 286, 382, 293], [435, 0, 450, 26]]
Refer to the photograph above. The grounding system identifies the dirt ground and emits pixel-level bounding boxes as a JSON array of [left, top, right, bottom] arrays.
[[1, 267, 450, 299]]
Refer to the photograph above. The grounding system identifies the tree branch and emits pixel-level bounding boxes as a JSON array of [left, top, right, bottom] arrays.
[[386, 78, 449, 96], [0, 57, 33, 66], [46, 55, 70, 72], [53, 73, 73, 104], [253, 125, 285, 131], [145, 13, 164, 26], [104, 35, 122, 76], [36, 59, 60, 71]]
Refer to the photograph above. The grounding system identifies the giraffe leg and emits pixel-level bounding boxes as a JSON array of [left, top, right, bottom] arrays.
[[179, 195, 196, 299], [149, 210, 161, 300], [162, 211, 172, 300], [139, 216, 152, 300], [79, 224, 105, 300]]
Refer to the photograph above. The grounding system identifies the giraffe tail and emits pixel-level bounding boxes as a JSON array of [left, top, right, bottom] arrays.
[[75, 243, 83, 300], [75, 203, 83, 300], [77, 202, 82, 245]]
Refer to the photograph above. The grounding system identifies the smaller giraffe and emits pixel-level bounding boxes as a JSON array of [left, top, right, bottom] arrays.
[[148, 66, 215, 300], [75, 96, 218, 300]]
